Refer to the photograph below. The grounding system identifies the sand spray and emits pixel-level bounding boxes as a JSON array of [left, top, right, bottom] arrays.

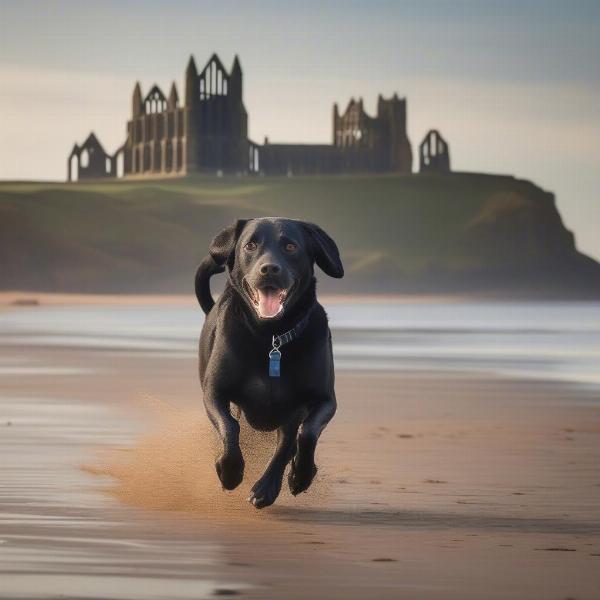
[[82, 394, 328, 518]]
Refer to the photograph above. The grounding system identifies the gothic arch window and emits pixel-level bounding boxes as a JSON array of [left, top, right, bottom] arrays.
[[80, 149, 89, 168], [116, 152, 124, 178], [144, 86, 167, 114], [422, 141, 431, 166], [70, 155, 79, 181], [199, 56, 230, 100], [339, 103, 367, 148]]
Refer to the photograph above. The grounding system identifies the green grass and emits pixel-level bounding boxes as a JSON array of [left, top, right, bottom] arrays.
[[0, 172, 595, 295]]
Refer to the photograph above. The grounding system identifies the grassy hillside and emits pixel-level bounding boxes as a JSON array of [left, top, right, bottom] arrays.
[[1, 173, 599, 296]]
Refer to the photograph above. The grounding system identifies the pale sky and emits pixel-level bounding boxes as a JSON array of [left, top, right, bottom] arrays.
[[1, 1, 599, 259]]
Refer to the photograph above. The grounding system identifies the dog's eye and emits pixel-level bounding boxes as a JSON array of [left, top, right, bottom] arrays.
[[244, 241, 257, 252], [285, 243, 297, 253]]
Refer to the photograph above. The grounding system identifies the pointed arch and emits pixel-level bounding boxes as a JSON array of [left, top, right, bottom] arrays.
[[69, 153, 79, 182], [144, 85, 167, 114], [198, 54, 230, 100]]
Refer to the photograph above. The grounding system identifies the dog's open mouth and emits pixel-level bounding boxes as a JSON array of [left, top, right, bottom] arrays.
[[243, 280, 294, 319]]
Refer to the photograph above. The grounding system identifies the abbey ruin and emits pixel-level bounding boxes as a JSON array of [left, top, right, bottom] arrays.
[[67, 53, 450, 181]]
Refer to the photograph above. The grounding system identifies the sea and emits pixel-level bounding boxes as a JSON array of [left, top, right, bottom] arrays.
[[1, 300, 599, 388]]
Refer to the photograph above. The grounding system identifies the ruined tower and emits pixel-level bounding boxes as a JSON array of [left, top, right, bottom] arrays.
[[184, 53, 250, 173], [184, 55, 199, 173], [331, 94, 412, 173], [419, 130, 450, 174], [376, 94, 412, 173], [117, 53, 253, 179]]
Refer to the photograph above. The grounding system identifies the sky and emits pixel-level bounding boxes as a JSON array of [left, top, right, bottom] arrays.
[[1, 0, 599, 259]]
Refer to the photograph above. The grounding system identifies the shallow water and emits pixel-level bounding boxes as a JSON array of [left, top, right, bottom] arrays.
[[1, 300, 599, 387]]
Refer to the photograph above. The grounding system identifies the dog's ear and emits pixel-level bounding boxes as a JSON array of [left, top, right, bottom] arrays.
[[209, 219, 249, 267], [302, 222, 344, 278]]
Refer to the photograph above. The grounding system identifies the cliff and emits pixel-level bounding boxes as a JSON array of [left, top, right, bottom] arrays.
[[1, 173, 599, 297]]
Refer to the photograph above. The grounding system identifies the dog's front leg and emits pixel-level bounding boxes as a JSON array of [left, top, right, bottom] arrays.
[[203, 387, 244, 490], [289, 393, 337, 495], [248, 418, 300, 509]]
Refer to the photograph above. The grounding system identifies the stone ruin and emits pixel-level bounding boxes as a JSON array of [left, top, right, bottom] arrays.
[[68, 53, 450, 180], [419, 129, 451, 174]]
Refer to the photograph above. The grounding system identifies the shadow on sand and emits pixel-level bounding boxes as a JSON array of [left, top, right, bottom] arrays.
[[271, 506, 600, 535]]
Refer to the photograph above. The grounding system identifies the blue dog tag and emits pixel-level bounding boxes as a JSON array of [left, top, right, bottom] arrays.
[[269, 349, 281, 378]]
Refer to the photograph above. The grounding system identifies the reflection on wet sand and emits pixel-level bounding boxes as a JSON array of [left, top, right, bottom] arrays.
[[1, 302, 600, 599]]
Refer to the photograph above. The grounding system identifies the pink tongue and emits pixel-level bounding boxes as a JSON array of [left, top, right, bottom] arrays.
[[257, 288, 282, 318]]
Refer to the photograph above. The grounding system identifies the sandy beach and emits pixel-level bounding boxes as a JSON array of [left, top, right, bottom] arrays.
[[1, 300, 599, 599]]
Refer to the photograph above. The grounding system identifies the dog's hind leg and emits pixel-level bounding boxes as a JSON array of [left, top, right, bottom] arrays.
[[289, 393, 337, 496], [248, 418, 300, 509]]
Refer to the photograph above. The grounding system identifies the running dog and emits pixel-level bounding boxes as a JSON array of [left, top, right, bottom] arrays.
[[195, 217, 343, 508]]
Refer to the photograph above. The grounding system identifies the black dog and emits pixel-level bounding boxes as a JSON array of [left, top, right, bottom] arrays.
[[195, 217, 343, 508]]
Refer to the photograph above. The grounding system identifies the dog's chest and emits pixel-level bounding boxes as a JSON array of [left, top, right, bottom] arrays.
[[240, 372, 296, 405], [237, 373, 300, 429]]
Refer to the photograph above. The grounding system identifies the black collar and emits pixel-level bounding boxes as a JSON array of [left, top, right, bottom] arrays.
[[272, 302, 315, 349]]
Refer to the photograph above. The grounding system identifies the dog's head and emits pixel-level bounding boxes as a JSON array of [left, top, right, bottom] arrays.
[[208, 217, 343, 320]]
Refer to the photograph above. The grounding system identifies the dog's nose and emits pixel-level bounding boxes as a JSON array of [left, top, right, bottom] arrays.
[[259, 263, 281, 275]]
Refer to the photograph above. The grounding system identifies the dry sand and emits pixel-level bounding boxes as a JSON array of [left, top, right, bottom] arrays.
[[1, 327, 599, 598]]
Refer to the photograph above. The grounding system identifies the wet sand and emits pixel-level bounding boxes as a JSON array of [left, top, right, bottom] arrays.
[[1, 325, 600, 598], [0, 291, 466, 308]]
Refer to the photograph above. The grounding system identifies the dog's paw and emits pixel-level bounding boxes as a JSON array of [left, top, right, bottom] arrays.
[[247, 473, 283, 509], [215, 449, 244, 490], [288, 457, 318, 496]]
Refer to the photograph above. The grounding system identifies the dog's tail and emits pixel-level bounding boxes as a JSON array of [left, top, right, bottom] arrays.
[[194, 255, 225, 315]]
